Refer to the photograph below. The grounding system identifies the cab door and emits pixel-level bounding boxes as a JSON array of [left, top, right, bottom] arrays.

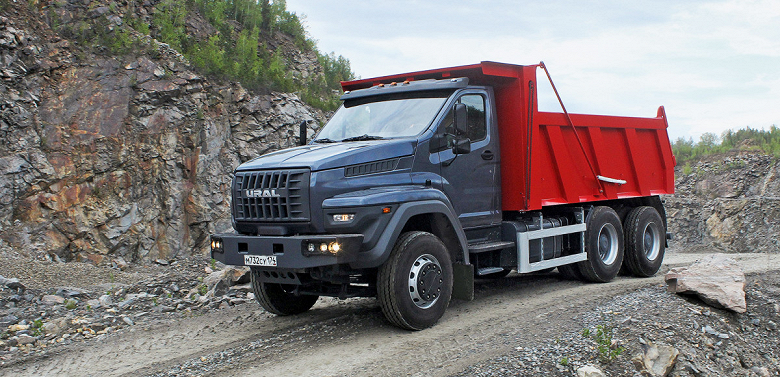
[[436, 91, 501, 229]]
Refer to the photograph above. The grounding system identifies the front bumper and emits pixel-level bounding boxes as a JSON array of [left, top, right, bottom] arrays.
[[210, 233, 364, 269]]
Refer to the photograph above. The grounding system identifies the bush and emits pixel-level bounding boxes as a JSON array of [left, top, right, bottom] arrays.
[[152, 0, 355, 109], [672, 125, 780, 164]]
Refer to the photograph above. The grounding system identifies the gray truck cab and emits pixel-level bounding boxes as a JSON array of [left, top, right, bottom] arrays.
[[212, 77, 499, 329]]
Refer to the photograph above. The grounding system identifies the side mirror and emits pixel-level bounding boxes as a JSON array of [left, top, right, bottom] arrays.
[[299, 120, 308, 146], [453, 103, 468, 136], [451, 103, 471, 154]]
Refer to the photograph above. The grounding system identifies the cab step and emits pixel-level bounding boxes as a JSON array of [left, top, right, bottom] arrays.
[[476, 267, 506, 276], [468, 240, 515, 254]]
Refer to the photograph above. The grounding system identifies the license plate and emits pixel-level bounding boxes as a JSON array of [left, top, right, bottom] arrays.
[[244, 255, 277, 267]]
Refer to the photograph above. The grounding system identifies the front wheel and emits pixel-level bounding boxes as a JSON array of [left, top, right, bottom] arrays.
[[251, 271, 319, 315], [378, 231, 453, 330], [576, 206, 624, 283]]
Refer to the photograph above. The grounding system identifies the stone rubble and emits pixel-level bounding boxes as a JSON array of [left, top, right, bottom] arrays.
[[455, 272, 780, 377], [0, 256, 255, 362]]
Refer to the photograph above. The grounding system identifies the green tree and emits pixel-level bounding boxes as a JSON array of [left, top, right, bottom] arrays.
[[152, 0, 187, 52]]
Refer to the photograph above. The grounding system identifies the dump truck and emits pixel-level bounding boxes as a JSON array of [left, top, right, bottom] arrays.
[[210, 61, 676, 330]]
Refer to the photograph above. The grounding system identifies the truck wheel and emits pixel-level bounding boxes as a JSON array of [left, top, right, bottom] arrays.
[[577, 206, 624, 283], [623, 206, 665, 277], [377, 231, 453, 330], [557, 264, 583, 280], [251, 271, 318, 315]]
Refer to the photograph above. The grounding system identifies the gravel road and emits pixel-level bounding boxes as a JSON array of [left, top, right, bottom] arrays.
[[4, 251, 780, 377]]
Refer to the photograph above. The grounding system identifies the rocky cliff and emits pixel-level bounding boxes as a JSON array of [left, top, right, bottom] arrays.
[[666, 152, 780, 253], [0, 2, 327, 265], [1, 2, 777, 269]]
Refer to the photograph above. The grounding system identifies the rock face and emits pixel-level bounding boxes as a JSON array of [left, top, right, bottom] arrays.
[[665, 254, 747, 312], [0, 4, 326, 264], [666, 152, 780, 253]]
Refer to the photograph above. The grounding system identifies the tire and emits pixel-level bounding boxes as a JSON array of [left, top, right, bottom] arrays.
[[623, 206, 665, 277], [251, 271, 319, 315], [377, 231, 453, 330], [557, 263, 584, 280], [576, 206, 624, 283]]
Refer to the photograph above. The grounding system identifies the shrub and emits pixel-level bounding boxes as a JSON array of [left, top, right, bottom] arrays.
[[673, 125, 780, 164]]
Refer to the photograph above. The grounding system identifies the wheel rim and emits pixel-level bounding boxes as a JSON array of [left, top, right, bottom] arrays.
[[597, 223, 619, 265], [642, 221, 662, 260], [408, 254, 443, 309]]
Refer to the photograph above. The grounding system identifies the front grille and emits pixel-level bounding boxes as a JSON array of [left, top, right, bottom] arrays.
[[232, 169, 310, 222]]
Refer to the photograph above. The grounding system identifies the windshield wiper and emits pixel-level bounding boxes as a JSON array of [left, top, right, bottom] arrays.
[[312, 138, 337, 143], [341, 134, 385, 142]]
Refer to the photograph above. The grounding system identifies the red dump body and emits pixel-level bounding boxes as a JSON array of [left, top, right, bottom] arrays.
[[342, 61, 676, 212]]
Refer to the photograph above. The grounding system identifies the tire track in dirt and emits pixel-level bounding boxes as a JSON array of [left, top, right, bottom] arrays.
[[5, 252, 779, 377]]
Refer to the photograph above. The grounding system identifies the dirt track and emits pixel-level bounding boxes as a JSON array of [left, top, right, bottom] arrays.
[[6, 252, 780, 377]]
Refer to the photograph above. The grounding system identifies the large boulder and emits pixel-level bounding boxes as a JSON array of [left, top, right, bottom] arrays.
[[665, 254, 746, 313]]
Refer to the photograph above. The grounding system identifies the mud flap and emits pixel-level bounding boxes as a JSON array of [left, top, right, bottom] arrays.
[[452, 263, 474, 301]]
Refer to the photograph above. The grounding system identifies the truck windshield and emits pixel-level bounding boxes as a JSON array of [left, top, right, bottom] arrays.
[[315, 93, 449, 142]]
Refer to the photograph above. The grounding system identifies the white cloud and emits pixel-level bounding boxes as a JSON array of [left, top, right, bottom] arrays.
[[287, 0, 780, 141]]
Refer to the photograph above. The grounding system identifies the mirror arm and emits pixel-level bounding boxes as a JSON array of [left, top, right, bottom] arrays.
[[299, 120, 308, 146]]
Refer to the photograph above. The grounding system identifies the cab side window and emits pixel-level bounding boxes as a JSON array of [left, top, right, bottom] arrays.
[[435, 94, 487, 151], [460, 94, 486, 142]]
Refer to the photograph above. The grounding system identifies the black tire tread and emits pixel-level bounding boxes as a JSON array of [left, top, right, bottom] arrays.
[[377, 231, 452, 330], [577, 206, 624, 283], [558, 263, 583, 280], [377, 231, 424, 330], [251, 271, 318, 315], [623, 206, 665, 277]]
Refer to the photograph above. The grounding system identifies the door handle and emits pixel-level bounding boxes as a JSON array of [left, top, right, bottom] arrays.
[[481, 150, 494, 160]]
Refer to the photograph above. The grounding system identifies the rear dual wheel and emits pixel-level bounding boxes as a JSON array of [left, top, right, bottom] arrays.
[[576, 206, 625, 283], [623, 206, 665, 277]]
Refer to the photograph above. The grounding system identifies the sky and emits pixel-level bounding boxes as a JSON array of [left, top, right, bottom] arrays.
[[284, 0, 780, 142]]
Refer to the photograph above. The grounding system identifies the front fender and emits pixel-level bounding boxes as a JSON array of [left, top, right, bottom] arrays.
[[346, 197, 469, 269]]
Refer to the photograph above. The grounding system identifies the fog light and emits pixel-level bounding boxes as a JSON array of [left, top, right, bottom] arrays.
[[319, 243, 328, 252], [328, 242, 341, 253], [333, 214, 355, 222], [210, 237, 223, 254]]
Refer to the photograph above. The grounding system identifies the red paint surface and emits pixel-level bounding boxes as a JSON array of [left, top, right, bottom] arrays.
[[341, 61, 676, 211]]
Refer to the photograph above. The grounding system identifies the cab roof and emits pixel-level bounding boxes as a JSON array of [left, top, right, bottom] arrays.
[[340, 61, 537, 92]]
